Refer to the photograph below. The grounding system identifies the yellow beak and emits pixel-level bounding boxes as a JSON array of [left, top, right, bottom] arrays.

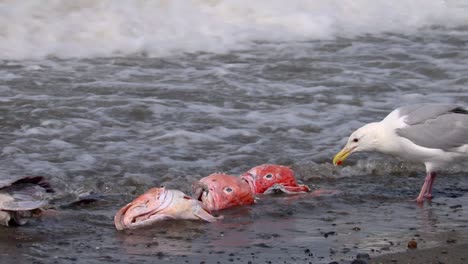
[[332, 148, 352, 166]]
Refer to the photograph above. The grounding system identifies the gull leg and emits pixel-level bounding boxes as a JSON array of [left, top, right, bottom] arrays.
[[423, 172, 437, 199], [415, 173, 432, 203]]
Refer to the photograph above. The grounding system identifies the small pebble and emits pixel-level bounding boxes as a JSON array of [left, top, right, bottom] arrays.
[[408, 240, 418, 249]]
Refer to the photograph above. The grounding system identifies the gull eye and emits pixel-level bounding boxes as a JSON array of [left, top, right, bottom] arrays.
[[224, 187, 233, 193], [353, 138, 359, 143], [264, 174, 273, 180]]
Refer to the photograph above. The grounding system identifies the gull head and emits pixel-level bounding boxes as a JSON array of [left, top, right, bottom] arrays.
[[333, 122, 384, 165]]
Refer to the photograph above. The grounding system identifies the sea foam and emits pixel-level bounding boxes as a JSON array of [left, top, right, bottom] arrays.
[[1, 0, 467, 60]]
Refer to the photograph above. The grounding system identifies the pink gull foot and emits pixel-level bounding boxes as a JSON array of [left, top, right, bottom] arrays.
[[415, 196, 425, 203], [423, 172, 436, 200], [423, 194, 433, 199], [414, 173, 432, 203]]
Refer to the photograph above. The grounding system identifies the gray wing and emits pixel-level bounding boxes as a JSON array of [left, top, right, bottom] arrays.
[[0, 187, 49, 210], [0, 176, 53, 211], [396, 104, 464, 125], [396, 104, 468, 150]]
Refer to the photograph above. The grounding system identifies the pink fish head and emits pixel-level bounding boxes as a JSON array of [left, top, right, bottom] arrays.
[[192, 173, 255, 211], [240, 164, 310, 194], [114, 187, 220, 230]]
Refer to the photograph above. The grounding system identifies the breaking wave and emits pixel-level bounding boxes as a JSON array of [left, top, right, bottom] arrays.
[[1, 0, 467, 59]]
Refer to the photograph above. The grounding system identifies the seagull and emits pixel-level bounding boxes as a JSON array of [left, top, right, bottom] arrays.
[[333, 103, 468, 203]]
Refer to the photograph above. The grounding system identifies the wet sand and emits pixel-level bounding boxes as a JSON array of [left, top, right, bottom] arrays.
[[370, 243, 468, 264], [0, 167, 467, 264]]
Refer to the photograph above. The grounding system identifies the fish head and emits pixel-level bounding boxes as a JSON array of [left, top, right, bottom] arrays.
[[114, 187, 172, 230], [114, 187, 219, 230], [192, 173, 254, 211], [240, 164, 303, 194]]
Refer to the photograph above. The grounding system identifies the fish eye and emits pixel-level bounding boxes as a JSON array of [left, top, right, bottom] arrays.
[[353, 138, 359, 143], [224, 187, 233, 193], [264, 174, 273, 180]]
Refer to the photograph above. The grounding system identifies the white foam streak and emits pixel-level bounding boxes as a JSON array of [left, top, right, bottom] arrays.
[[1, 0, 467, 60]]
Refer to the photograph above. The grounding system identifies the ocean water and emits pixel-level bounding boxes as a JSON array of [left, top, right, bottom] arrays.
[[1, 1, 468, 263]]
